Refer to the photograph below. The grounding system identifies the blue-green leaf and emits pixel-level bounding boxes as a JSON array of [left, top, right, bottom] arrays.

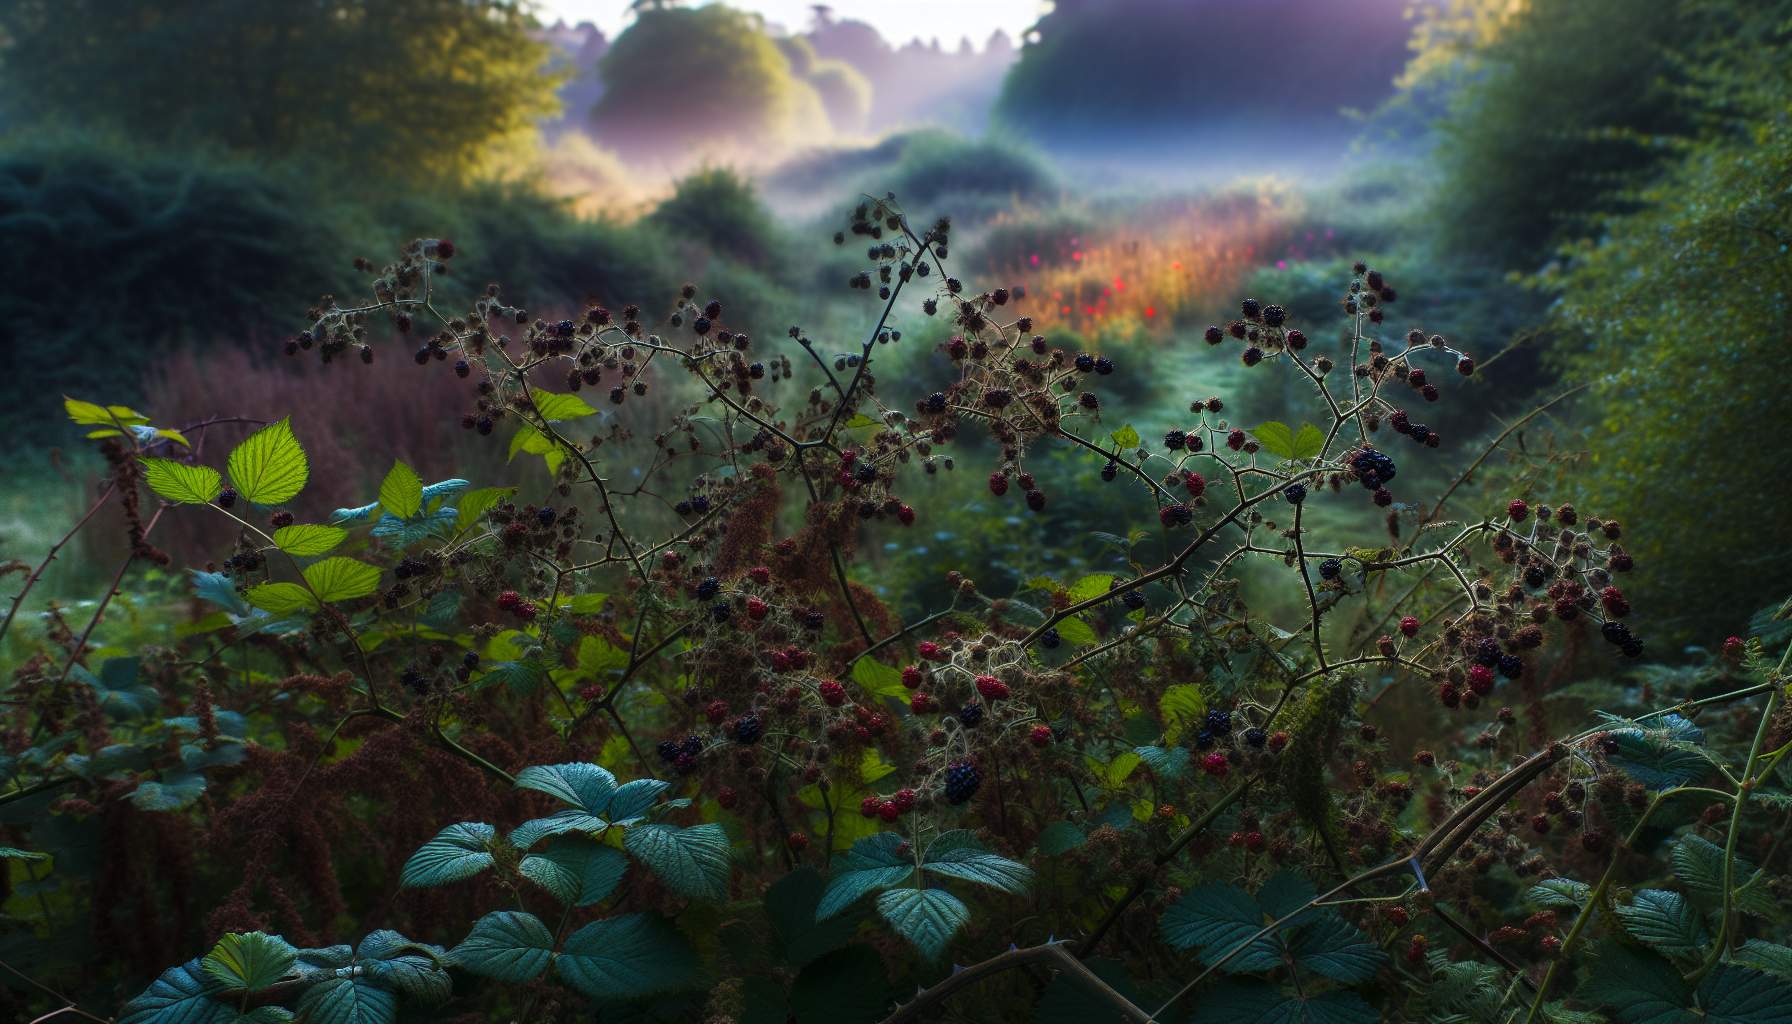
[[1526, 878, 1590, 909], [817, 833, 913, 920], [623, 823, 731, 902], [1290, 914, 1386, 983], [556, 913, 699, 1001], [1578, 944, 1693, 1024], [399, 822, 496, 888], [876, 887, 968, 961], [1159, 884, 1282, 972], [606, 778, 670, 824], [118, 960, 234, 1024], [449, 911, 554, 982], [515, 762, 617, 814], [509, 810, 608, 851], [355, 932, 451, 1004], [520, 839, 629, 907], [1036, 821, 1085, 856], [1697, 964, 1792, 1022], [920, 831, 1032, 894], [293, 977, 395, 1024], [130, 771, 207, 812], [1615, 889, 1708, 958]]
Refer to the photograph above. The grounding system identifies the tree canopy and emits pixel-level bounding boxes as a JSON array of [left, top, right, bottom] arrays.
[[0, 0, 561, 186]]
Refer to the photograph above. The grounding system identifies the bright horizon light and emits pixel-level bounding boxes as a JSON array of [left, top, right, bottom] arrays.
[[534, 0, 1048, 50]]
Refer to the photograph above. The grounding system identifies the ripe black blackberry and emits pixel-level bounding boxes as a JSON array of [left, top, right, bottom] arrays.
[[1244, 727, 1267, 749], [943, 760, 982, 804], [1163, 430, 1186, 451], [1204, 709, 1232, 734], [1122, 589, 1146, 610], [1285, 484, 1307, 505], [957, 702, 984, 727], [732, 714, 762, 745], [696, 576, 721, 600], [1319, 558, 1341, 580]]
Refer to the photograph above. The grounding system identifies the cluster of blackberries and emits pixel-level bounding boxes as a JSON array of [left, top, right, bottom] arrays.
[[943, 759, 982, 804], [656, 734, 704, 772], [1350, 448, 1397, 490], [1194, 708, 1234, 750], [1601, 621, 1645, 659], [1387, 410, 1440, 448], [673, 495, 712, 517], [1159, 502, 1194, 527]]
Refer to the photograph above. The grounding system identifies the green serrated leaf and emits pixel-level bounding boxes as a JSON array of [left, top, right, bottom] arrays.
[[118, 960, 233, 1024], [1735, 941, 1792, 981], [245, 582, 316, 615], [1109, 424, 1141, 449], [531, 390, 598, 422], [850, 657, 909, 699], [1526, 878, 1590, 909], [1674, 834, 1777, 917], [301, 557, 381, 603], [624, 823, 731, 902], [1578, 944, 1692, 1024], [202, 931, 297, 992], [377, 460, 423, 520], [817, 834, 914, 921], [450, 910, 554, 982], [515, 762, 618, 814], [556, 913, 698, 1000], [1067, 573, 1115, 603], [141, 458, 223, 505], [400, 821, 496, 888], [227, 418, 308, 505], [1290, 423, 1326, 460], [920, 831, 1032, 893], [1697, 963, 1792, 1023], [1055, 616, 1098, 647], [520, 838, 629, 907], [1291, 914, 1386, 983], [1159, 684, 1205, 743], [454, 485, 516, 533], [1252, 421, 1296, 460], [876, 887, 967, 961], [1159, 884, 1282, 972], [273, 524, 347, 557], [66, 396, 150, 427], [1615, 889, 1708, 958], [293, 977, 395, 1024]]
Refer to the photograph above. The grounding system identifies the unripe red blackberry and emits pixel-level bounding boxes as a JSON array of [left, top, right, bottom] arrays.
[[988, 472, 1008, 496], [1399, 615, 1420, 638]]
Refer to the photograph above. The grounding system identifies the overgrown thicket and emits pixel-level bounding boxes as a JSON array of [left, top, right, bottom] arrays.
[[3, 180, 1790, 1024]]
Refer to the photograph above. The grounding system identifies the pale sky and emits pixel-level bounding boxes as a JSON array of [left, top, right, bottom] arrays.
[[536, 1, 1048, 48]]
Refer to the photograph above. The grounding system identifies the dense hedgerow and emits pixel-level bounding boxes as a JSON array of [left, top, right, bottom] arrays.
[[3, 189, 1790, 1024]]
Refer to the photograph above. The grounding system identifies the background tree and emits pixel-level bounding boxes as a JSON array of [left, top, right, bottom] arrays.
[[591, 3, 827, 166], [0, 0, 561, 187]]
